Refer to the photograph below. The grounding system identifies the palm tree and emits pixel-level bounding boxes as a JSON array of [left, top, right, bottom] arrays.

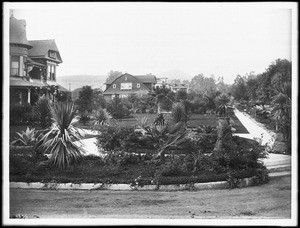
[[271, 82, 291, 153], [149, 85, 174, 113], [38, 102, 85, 169], [92, 108, 112, 126]]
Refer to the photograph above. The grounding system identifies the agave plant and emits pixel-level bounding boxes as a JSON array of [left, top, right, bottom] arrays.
[[93, 108, 112, 126], [38, 102, 85, 169], [11, 127, 36, 146]]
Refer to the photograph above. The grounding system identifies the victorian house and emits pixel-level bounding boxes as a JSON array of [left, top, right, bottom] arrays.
[[103, 73, 157, 100], [9, 14, 68, 106]]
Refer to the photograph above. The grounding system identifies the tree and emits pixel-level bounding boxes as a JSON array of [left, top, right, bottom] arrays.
[[246, 77, 260, 101], [92, 88, 106, 109], [149, 85, 175, 113], [190, 74, 217, 95], [216, 76, 231, 95], [270, 81, 291, 154], [106, 70, 123, 83], [75, 86, 94, 113], [106, 96, 130, 119], [215, 94, 230, 117], [230, 75, 248, 101], [259, 59, 291, 103]]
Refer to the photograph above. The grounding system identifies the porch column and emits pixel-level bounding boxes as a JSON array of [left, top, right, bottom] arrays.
[[27, 88, 31, 104]]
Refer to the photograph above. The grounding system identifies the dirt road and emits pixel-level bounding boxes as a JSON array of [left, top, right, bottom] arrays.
[[9, 175, 291, 222]]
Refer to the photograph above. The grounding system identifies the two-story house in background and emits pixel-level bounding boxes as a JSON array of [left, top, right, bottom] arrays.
[[9, 14, 68, 106], [103, 73, 157, 101]]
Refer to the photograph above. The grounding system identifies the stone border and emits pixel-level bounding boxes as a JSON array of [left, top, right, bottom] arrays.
[[10, 176, 265, 191]]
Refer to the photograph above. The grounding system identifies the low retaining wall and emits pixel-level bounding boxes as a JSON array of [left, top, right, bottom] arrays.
[[10, 176, 259, 191]]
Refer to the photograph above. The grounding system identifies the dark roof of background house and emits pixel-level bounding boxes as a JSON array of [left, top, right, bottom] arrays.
[[135, 75, 157, 84], [105, 74, 157, 84], [28, 39, 62, 63], [9, 16, 32, 49]]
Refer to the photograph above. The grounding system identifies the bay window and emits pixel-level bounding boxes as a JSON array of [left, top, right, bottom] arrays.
[[47, 65, 56, 80], [10, 56, 19, 76]]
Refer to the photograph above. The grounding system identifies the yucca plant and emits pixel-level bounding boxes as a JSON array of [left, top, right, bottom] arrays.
[[92, 108, 112, 126], [11, 127, 36, 146], [38, 102, 85, 169]]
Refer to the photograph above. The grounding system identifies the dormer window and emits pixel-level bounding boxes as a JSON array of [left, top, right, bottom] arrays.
[[137, 83, 140, 88], [125, 76, 127, 81], [49, 51, 56, 59], [113, 84, 116, 89]]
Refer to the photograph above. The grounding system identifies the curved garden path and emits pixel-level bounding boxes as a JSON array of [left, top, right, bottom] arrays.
[[233, 108, 291, 171]]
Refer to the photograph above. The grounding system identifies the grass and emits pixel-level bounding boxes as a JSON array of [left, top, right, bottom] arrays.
[[74, 113, 249, 134], [10, 112, 248, 141]]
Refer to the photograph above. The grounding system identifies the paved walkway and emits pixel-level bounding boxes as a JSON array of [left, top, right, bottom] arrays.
[[233, 109, 291, 171]]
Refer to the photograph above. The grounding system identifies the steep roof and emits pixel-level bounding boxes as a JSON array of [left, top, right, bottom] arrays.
[[28, 39, 62, 63], [135, 75, 157, 84], [9, 16, 32, 49], [103, 73, 153, 94], [105, 74, 156, 84]]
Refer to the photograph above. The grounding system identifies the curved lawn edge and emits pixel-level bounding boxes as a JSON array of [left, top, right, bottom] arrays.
[[10, 176, 267, 191]]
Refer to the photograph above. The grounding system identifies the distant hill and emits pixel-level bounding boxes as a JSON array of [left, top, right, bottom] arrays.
[[156, 69, 193, 82], [56, 75, 107, 91]]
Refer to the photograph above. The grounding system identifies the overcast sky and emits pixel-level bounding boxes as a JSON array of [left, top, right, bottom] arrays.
[[5, 2, 296, 84]]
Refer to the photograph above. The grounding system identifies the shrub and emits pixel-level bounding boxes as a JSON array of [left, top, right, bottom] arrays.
[[33, 96, 52, 128], [210, 135, 268, 173], [102, 151, 152, 166], [78, 111, 91, 125], [158, 155, 189, 177], [96, 125, 136, 152], [10, 104, 33, 125], [106, 97, 131, 119]]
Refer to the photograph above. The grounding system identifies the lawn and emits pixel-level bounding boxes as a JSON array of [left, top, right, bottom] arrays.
[[73, 113, 249, 134]]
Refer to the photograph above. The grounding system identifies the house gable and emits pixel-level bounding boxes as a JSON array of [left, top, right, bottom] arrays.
[[103, 73, 152, 95]]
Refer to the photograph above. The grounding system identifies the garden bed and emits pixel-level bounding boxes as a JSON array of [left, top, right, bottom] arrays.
[[9, 143, 268, 187]]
